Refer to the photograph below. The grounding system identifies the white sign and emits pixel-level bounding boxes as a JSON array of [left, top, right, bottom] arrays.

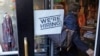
[[34, 9, 64, 36]]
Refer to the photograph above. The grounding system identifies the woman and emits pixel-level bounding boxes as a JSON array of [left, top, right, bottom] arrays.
[[61, 2, 94, 56]]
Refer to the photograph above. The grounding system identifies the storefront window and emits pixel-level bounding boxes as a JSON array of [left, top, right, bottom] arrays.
[[0, 0, 18, 55]]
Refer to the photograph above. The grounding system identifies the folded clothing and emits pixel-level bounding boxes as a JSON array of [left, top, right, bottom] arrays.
[[83, 31, 95, 39]]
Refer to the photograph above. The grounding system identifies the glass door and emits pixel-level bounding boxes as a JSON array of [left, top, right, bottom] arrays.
[[34, 0, 51, 56]]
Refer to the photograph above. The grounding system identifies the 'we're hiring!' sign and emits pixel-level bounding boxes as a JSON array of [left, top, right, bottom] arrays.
[[34, 9, 64, 36]]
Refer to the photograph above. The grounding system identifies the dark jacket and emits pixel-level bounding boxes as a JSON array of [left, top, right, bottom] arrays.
[[64, 12, 79, 31], [64, 12, 89, 52]]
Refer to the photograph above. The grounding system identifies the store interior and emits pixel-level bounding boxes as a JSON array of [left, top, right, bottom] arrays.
[[53, 0, 98, 56]]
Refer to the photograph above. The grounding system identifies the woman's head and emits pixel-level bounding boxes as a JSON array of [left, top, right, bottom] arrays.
[[68, 2, 80, 13]]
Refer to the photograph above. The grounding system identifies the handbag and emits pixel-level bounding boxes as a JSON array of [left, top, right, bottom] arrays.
[[61, 29, 74, 51]]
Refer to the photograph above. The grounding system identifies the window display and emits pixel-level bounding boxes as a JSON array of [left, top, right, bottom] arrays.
[[0, 0, 18, 55]]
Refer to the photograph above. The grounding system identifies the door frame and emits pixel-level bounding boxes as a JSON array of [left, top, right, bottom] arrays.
[[16, 0, 51, 56], [94, 0, 100, 56], [16, 0, 34, 56]]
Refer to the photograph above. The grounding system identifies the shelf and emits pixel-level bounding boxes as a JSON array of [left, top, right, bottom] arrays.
[[0, 51, 18, 55]]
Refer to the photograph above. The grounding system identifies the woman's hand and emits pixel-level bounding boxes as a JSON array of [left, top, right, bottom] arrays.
[[86, 48, 94, 56], [65, 29, 69, 32]]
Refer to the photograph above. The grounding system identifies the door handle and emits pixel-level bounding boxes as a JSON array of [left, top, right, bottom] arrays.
[[24, 37, 28, 56]]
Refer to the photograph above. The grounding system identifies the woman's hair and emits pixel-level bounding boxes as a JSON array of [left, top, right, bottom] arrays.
[[68, 2, 80, 12]]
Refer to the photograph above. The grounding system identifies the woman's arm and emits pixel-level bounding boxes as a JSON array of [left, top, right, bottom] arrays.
[[73, 31, 94, 56]]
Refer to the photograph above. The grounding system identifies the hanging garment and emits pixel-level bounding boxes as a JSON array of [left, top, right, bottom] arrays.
[[78, 13, 86, 27], [2, 14, 15, 51], [78, 7, 86, 27]]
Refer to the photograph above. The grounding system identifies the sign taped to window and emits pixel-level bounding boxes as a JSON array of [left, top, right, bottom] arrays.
[[34, 9, 64, 36]]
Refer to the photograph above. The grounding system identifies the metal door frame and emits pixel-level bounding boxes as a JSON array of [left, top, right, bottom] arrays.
[[94, 0, 100, 56]]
